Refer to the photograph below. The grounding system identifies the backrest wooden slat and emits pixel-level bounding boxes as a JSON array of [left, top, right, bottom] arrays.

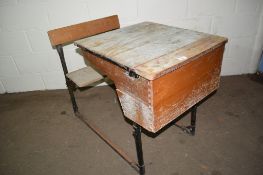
[[48, 15, 120, 47]]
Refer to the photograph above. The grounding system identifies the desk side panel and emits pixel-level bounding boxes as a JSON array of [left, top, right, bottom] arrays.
[[82, 50, 155, 131], [152, 45, 225, 132]]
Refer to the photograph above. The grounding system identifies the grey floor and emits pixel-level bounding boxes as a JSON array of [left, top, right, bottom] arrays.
[[0, 75, 262, 175]]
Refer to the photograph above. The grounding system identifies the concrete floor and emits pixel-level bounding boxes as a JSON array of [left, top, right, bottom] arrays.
[[0, 75, 262, 175]]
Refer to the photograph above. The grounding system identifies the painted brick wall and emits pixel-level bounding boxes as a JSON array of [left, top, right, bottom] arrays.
[[0, 0, 262, 93]]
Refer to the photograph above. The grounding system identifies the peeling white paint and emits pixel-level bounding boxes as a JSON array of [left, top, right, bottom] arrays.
[[117, 89, 154, 131], [176, 56, 187, 61]]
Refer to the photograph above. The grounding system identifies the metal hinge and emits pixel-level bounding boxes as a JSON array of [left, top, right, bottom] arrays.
[[128, 69, 139, 79]]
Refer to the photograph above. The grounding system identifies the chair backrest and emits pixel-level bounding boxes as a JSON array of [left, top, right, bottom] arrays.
[[48, 15, 120, 47]]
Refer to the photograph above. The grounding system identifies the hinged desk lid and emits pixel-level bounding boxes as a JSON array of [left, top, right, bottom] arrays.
[[75, 22, 227, 80]]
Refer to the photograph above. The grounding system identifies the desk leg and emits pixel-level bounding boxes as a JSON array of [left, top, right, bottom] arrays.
[[133, 123, 145, 175], [190, 105, 197, 135], [56, 45, 79, 113]]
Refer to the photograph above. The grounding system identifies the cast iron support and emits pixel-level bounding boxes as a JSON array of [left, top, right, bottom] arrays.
[[190, 105, 197, 135], [56, 45, 79, 113], [133, 123, 145, 175], [56, 45, 146, 174]]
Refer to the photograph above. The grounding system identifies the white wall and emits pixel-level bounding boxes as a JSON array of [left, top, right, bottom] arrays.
[[0, 0, 262, 93]]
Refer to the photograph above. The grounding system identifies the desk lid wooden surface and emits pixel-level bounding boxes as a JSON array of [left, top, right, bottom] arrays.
[[75, 22, 227, 80]]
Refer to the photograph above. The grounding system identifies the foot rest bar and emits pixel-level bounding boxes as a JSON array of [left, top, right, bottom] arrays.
[[74, 112, 140, 172]]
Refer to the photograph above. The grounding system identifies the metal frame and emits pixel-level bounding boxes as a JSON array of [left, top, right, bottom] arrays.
[[56, 45, 146, 175], [56, 44, 198, 175]]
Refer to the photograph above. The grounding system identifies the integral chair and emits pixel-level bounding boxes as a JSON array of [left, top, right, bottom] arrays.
[[48, 15, 120, 114]]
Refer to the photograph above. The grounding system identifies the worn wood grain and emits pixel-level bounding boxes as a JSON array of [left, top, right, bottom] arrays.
[[48, 15, 120, 46], [135, 35, 227, 80], [66, 67, 103, 87], [117, 89, 154, 131], [75, 22, 227, 81]]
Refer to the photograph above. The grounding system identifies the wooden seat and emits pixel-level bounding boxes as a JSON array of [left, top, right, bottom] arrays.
[[47, 15, 120, 113], [66, 67, 103, 87]]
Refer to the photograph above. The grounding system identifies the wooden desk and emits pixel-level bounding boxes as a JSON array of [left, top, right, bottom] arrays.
[[75, 22, 227, 133]]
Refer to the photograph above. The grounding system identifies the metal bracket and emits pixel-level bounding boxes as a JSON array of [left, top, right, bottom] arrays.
[[174, 124, 195, 136], [174, 105, 197, 136]]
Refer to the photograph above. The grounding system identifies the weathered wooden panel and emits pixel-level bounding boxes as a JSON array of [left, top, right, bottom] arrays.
[[48, 15, 120, 46], [77, 22, 205, 67], [75, 22, 227, 81], [116, 89, 154, 131], [135, 35, 227, 80], [66, 67, 103, 87], [151, 45, 225, 131]]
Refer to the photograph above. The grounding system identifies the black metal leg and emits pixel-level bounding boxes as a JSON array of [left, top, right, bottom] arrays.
[[190, 105, 197, 136], [133, 123, 145, 175], [66, 79, 79, 113], [56, 45, 79, 113]]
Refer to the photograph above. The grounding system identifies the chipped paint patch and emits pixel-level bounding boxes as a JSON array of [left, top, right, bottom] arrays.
[[116, 89, 154, 131]]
